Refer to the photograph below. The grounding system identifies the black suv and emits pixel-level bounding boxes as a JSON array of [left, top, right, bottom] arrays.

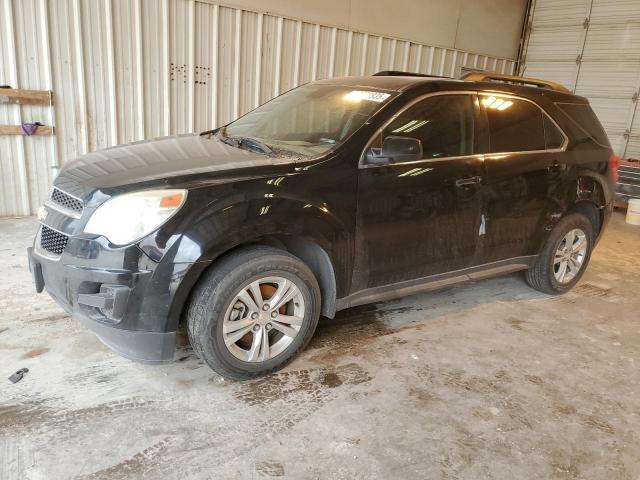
[[29, 71, 616, 379]]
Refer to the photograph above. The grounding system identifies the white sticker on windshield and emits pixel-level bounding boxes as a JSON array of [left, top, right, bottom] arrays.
[[344, 90, 391, 103]]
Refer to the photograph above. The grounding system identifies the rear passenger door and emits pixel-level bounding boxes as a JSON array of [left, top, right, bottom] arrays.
[[479, 94, 568, 263]]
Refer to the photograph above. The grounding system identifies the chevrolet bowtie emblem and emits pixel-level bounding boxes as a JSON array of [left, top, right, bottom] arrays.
[[37, 205, 48, 221]]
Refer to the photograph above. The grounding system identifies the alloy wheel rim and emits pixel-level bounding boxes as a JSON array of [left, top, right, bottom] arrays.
[[553, 228, 588, 284], [222, 276, 305, 362]]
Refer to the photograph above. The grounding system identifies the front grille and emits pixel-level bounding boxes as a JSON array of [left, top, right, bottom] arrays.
[[50, 187, 83, 213], [40, 225, 70, 255]]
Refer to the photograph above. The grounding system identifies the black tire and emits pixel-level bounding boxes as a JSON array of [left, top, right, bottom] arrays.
[[186, 246, 321, 380], [526, 212, 595, 295]]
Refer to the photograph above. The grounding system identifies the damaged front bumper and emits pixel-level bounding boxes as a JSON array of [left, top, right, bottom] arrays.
[[27, 237, 190, 364]]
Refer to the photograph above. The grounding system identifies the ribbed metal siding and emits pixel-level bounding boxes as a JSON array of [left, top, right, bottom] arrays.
[[0, 0, 516, 217], [521, 0, 640, 158]]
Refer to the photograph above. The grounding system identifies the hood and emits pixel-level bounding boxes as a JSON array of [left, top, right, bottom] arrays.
[[53, 134, 295, 199]]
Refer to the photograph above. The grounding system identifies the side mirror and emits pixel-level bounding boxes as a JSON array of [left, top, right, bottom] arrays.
[[365, 135, 423, 165], [380, 136, 423, 163]]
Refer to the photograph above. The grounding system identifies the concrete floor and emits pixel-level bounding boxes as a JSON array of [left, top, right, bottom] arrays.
[[1, 213, 639, 480]]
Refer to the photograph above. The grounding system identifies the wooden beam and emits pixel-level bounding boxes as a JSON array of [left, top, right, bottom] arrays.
[[0, 88, 53, 106], [0, 125, 55, 136]]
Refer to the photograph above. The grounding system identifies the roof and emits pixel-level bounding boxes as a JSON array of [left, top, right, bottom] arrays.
[[316, 75, 454, 92], [316, 72, 585, 102]]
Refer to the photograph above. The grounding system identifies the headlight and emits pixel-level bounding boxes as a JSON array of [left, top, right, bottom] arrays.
[[84, 189, 187, 245]]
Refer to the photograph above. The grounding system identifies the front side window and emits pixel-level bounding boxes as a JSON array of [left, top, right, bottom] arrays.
[[367, 94, 475, 163], [482, 95, 562, 153], [222, 84, 395, 157]]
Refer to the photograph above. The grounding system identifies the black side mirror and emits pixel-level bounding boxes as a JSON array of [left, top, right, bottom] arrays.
[[382, 135, 423, 163], [368, 135, 422, 165]]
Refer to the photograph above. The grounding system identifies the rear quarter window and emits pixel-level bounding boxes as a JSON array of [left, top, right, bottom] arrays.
[[555, 103, 610, 147], [543, 115, 565, 149]]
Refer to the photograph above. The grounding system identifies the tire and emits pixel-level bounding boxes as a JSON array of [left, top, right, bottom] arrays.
[[526, 212, 595, 295], [186, 246, 321, 380]]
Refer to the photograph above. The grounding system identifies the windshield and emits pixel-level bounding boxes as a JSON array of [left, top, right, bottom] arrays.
[[222, 84, 395, 157]]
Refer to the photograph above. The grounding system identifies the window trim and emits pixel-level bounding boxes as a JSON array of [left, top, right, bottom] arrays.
[[359, 90, 569, 169], [359, 91, 480, 169], [479, 92, 569, 156]]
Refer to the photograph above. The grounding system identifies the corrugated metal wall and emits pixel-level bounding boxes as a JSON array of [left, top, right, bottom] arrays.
[[521, 0, 640, 159], [0, 0, 516, 217]]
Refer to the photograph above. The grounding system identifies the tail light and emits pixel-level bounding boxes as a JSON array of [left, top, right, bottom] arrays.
[[609, 153, 619, 182]]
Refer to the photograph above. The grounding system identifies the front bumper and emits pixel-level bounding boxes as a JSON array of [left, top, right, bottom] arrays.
[[28, 238, 192, 364], [76, 313, 176, 364]]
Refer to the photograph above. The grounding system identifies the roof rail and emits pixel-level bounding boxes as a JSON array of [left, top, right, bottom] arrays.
[[461, 72, 571, 93], [373, 70, 446, 79]]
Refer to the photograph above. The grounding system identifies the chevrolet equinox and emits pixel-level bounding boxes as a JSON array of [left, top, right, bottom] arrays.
[[29, 71, 616, 379]]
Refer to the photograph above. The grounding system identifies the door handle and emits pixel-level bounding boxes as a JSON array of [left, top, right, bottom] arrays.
[[547, 161, 564, 173], [455, 176, 481, 187]]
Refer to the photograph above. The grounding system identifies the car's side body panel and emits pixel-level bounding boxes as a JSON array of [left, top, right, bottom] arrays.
[[336, 256, 536, 310], [345, 80, 613, 306], [353, 91, 486, 289], [475, 92, 574, 264], [355, 153, 486, 289]]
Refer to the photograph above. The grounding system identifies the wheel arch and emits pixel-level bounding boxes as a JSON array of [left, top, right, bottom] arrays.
[[569, 200, 601, 236], [537, 170, 611, 257], [277, 235, 337, 318], [572, 170, 613, 238], [165, 201, 347, 331], [169, 235, 338, 332]]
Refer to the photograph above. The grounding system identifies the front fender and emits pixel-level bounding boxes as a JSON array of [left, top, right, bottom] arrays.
[[173, 193, 349, 264], [159, 190, 353, 331]]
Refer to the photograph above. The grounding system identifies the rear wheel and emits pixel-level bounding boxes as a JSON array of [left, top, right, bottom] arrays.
[[526, 212, 594, 294], [186, 247, 321, 380]]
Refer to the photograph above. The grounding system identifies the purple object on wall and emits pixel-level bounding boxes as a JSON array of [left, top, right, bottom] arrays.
[[21, 122, 43, 136]]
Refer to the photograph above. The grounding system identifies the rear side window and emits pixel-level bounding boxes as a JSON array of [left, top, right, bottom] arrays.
[[556, 103, 610, 147], [483, 96, 546, 153]]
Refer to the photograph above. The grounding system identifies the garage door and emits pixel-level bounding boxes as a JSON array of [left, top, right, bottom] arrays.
[[521, 0, 640, 159]]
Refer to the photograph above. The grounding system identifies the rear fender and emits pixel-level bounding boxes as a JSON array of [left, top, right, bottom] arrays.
[[574, 170, 614, 241], [576, 169, 613, 207], [535, 169, 612, 256]]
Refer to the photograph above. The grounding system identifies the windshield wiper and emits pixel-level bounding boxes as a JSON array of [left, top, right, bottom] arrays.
[[236, 136, 273, 156], [216, 128, 273, 156]]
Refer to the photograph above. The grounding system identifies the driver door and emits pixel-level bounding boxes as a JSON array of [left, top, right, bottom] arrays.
[[354, 93, 485, 290]]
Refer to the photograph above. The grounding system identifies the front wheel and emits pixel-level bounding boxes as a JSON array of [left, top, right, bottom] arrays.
[[186, 247, 321, 380], [526, 212, 595, 294]]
